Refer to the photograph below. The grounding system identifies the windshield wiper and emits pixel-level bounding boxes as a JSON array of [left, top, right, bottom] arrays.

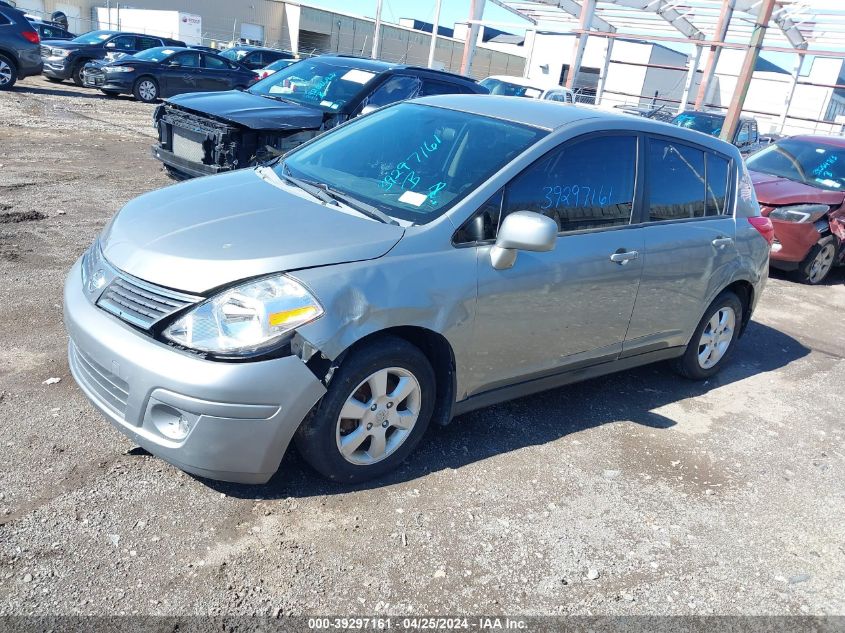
[[282, 165, 399, 226], [275, 166, 338, 206]]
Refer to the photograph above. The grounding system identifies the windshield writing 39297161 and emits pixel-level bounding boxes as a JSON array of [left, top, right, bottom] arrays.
[[379, 134, 448, 207]]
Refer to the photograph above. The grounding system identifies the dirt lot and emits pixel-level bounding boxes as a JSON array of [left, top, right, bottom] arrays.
[[1, 78, 844, 618]]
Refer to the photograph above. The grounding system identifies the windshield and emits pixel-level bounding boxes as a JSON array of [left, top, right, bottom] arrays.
[[746, 138, 845, 191], [266, 58, 296, 71], [219, 48, 249, 61], [249, 60, 380, 111], [279, 103, 546, 224], [670, 112, 725, 137], [132, 47, 178, 62], [479, 78, 542, 99], [72, 30, 114, 45]]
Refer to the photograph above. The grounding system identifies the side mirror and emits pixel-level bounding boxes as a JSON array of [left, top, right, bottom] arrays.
[[490, 211, 557, 270], [105, 42, 116, 48], [361, 104, 378, 116]]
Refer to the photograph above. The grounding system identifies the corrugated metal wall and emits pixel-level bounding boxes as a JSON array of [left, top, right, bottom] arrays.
[[27, 0, 524, 77]]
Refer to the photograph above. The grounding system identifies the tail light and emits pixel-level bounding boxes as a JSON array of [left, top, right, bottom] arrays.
[[22, 30, 40, 44], [748, 216, 774, 244]]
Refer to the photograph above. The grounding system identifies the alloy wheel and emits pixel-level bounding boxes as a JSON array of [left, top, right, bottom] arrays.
[[808, 243, 835, 284], [697, 306, 736, 369], [335, 367, 422, 466], [138, 80, 157, 101], [0, 60, 12, 87]]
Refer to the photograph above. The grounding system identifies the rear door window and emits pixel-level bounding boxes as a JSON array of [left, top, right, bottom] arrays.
[[137, 36, 162, 51], [419, 79, 459, 96], [203, 54, 229, 70], [646, 138, 706, 220], [0, 13, 10, 25], [172, 51, 200, 68], [503, 134, 638, 233]]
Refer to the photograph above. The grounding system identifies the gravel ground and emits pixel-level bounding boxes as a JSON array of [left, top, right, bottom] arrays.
[[1, 77, 844, 618]]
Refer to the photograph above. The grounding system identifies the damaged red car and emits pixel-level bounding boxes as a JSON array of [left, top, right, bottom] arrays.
[[746, 135, 845, 284]]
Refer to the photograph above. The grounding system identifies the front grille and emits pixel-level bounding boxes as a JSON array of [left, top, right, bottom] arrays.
[[97, 274, 200, 330], [172, 127, 206, 164], [82, 69, 104, 86], [40, 45, 51, 57], [69, 342, 129, 416]]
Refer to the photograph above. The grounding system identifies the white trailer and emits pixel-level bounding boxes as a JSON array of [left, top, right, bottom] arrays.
[[94, 8, 202, 46]]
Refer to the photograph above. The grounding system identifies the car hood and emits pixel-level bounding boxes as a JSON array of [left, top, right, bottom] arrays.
[[165, 90, 325, 130], [100, 169, 404, 294], [749, 170, 845, 207], [42, 41, 85, 50]]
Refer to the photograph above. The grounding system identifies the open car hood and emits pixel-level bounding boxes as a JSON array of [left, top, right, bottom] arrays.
[[100, 169, 404, 294], [165, 90, 325, 131]]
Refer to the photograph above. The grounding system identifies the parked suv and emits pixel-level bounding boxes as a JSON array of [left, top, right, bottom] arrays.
[[151, 55, 487, 179], [0, 2, 41, 90], [670, 110, 764, 155], [41, 30, 185, 85], [66, 97, 771, 485], [29, 19, 73, 41]]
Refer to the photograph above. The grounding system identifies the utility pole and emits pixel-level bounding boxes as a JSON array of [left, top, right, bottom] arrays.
[[371, 0, 383, 59], [427, 0, 443, 69], [720, 0, 775, 143]]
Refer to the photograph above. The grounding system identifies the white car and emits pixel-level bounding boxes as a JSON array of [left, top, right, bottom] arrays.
[[480, 75, 575, 103]]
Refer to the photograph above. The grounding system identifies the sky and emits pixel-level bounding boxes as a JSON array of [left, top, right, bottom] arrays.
[[303, 0, 840, 75]]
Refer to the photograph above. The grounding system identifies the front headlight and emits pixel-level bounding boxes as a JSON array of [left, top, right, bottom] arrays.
[[768, 204, 829, 223], [50, 49, 71, 59], [109, 65, 135, 73], [163, 274, 323, 355]]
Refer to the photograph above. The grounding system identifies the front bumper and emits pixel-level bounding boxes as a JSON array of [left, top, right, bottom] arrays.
[[42, 60, 72, 80], [768, 219, 821, 265], [151, 145, 227, 178], [64, 259, 327, 483]]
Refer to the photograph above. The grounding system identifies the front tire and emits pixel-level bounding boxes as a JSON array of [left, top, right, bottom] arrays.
[[797, 236, 836, 285], [675, 291, 743, 380], [295, 337, 436, 483], [0, 54, 17, 91], [71, 61, 87, 86], [133, 77, 159, 103]]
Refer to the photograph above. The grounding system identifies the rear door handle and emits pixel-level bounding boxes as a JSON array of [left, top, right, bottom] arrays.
[[712, 237, 734, 249], [609, 250, 639, 265]]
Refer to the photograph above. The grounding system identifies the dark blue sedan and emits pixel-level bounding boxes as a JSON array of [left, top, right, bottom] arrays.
[[82, 46, 258, 102]]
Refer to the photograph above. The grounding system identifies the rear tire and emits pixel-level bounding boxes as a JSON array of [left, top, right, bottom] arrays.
[[0, 54, 17, 91], [797, 236, 836, 285], [133, 77, 159, 103], [675, 291, 743, 380], [295, 337, 436, 483]]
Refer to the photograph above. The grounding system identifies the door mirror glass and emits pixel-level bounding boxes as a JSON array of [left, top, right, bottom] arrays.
[[491, 211, 557, 270]]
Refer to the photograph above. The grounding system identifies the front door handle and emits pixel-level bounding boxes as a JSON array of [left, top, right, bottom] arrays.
[[609, 250, 639, 265], [712, 237, 734, 250]]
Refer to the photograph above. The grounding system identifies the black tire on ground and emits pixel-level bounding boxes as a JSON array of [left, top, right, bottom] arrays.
[[0, 53, 18, 91], [71, 62, 87, 86], [132, 76, 159, 103], [796, 235, 837, 285], [674, 290, 743, 381], [44, 76, 64, 83], [295, 336, 436, 484]]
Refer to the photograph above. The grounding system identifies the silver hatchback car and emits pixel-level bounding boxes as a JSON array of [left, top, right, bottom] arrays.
[[65, 96, 772, 484]]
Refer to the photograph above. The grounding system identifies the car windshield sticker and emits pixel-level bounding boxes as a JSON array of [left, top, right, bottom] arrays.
[[524, 88, 541, 98], [161, 49, 175, 55], [341, 69, 376, 84], [320, 100, 334, 108], [398, 191, 427, 207]]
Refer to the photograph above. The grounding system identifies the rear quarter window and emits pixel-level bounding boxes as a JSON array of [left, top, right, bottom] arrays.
[[0, 12, 11, 25]]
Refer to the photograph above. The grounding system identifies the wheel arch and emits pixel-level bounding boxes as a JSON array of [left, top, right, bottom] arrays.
[[723, 279, 754, 337], [307, 326, 457, 427]]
